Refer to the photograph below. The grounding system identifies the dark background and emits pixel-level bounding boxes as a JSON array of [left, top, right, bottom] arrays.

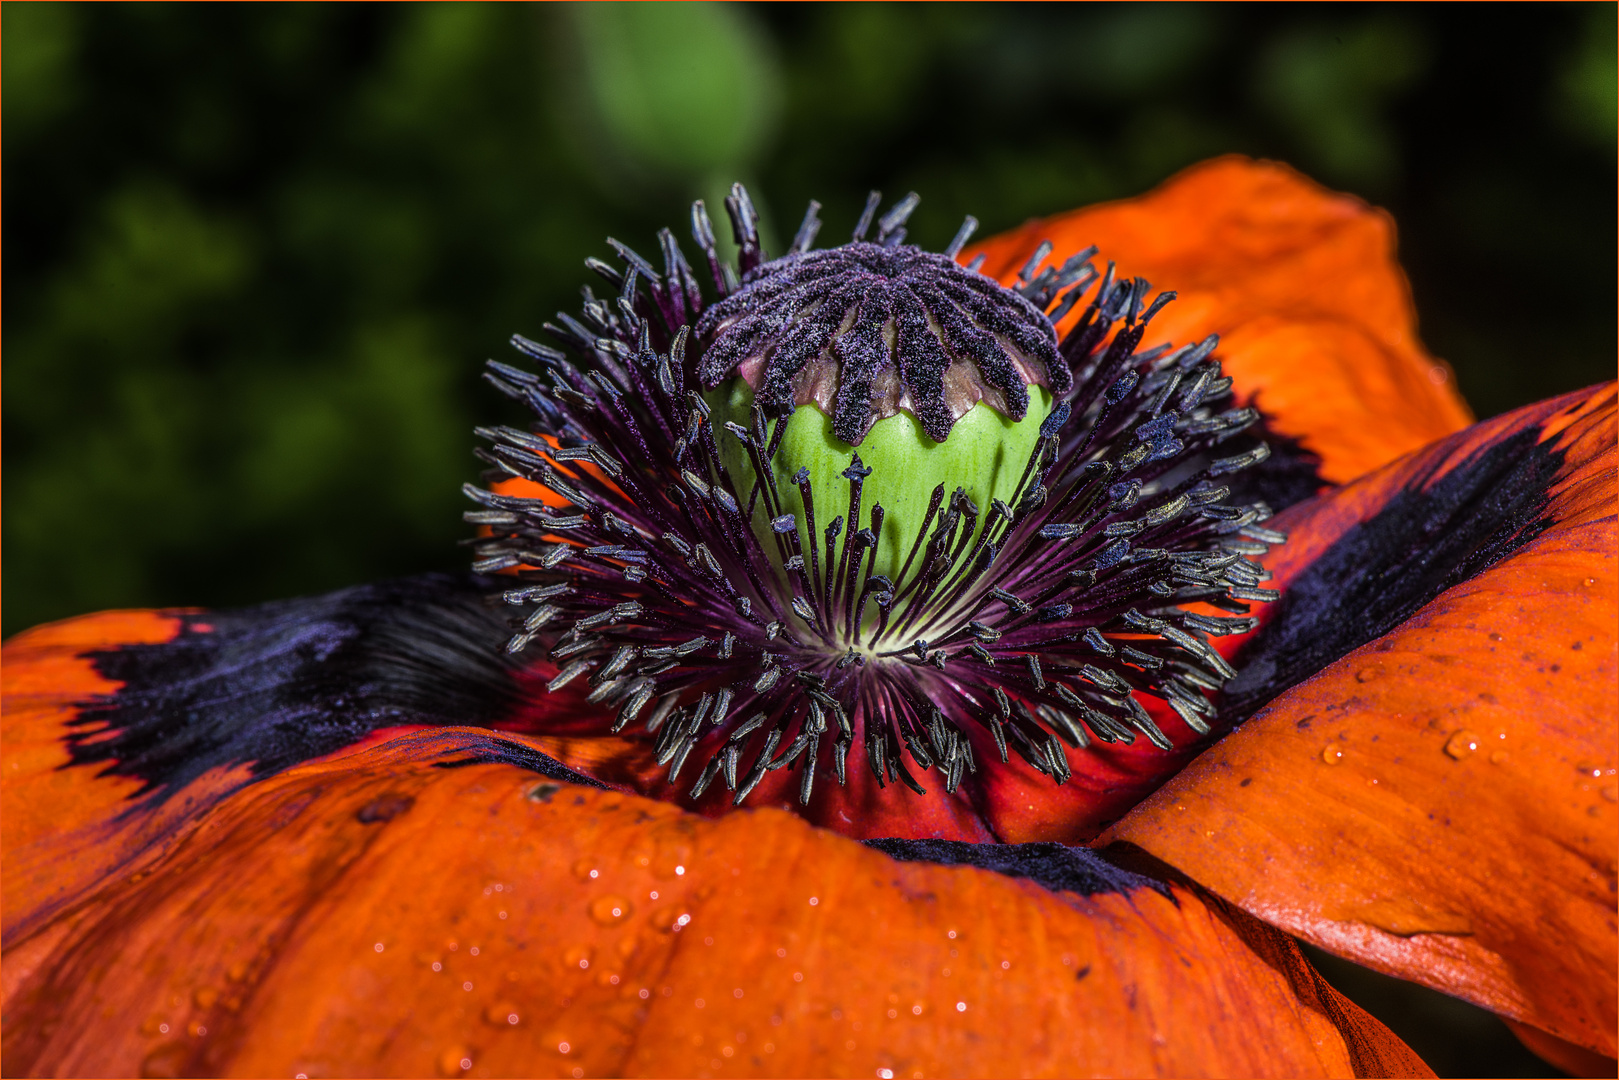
[[3, 6, 1612, 1073]]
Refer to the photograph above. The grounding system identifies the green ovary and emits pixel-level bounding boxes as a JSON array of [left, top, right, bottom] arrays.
[[707, 380, 1053, 593]]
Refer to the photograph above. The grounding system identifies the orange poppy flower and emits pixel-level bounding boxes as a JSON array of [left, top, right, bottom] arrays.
[[3, 156, 1613, 1079]]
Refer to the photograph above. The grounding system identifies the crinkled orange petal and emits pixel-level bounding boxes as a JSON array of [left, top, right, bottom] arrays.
[[1105, 384, 1617, 1056], [0, 610, 243, 942], [970, 156, 1474, 484], [0, 611, 432, 944], [1505, 1019, 1619, 1078], [1, 727, 1428, 1079]]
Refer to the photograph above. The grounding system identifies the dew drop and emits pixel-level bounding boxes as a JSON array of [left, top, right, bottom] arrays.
[[572, 858, 599, 881], [436, 1045, 472, 1077], [1320, 746, 1343, 765], [589, 895, 633, 925], [192, 988, 218, 1009], [484, 1001, 520, 1026], [1444, 730, 1480, 760], [140, 1042, 189, 1079], [564, 944, 594, 971]]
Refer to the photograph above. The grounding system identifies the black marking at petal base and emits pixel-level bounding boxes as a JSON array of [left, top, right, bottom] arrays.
[[70, 573, 538, 802], [862, 837, 1172, 899], [1222, 426, 1565, 720]]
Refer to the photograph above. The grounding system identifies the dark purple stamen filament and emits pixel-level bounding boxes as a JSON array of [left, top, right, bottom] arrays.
[[468, 184, 1282, 807]]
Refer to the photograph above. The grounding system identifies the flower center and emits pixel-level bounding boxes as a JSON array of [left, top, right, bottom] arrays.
[[469, 184, 1284, 814]]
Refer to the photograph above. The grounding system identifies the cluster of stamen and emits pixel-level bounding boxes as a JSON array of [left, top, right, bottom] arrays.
[[467, 184, 1282, 807]]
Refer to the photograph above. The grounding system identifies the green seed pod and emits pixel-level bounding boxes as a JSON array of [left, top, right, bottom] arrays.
[[708, 381, 1054, 588]]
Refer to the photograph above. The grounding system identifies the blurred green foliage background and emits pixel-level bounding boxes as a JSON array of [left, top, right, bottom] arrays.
[[5, 2, 1614, 642]]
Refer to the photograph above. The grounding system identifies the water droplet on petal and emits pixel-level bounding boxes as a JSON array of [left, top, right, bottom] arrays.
[[436, 1045, 472, 1076], [1321, 746, 1343, 765], [1444, 730, 1480, 760], [590, 895, 633, 925], [563, 944, 593, 971], [485, 1002, 520, 1026], [140, 1042, 189, 1079]]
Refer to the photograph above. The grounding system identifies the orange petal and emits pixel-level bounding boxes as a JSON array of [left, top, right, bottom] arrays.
[[1505, 1019, 1619, 1078], [2, 728, 1428, 1078], [970, 156, 1474, 483], [1105, 384, 1617, 1055], [0, 610, 256, 942]]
